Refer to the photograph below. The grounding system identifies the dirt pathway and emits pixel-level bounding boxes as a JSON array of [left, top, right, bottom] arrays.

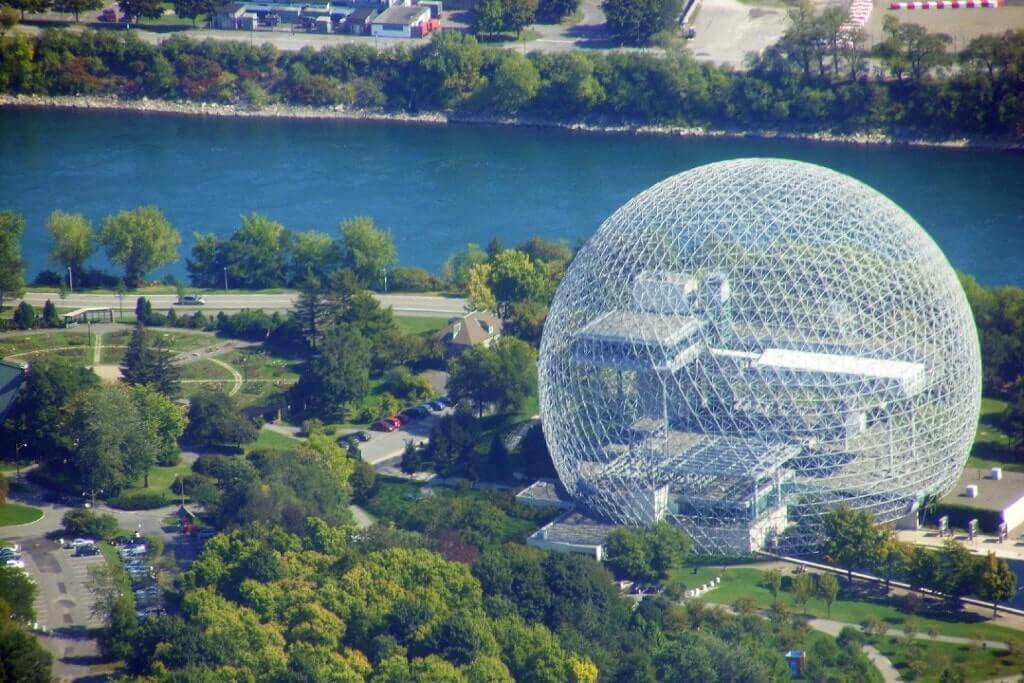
[[206, 356, 242, 396], [92, 331, 102, 365]]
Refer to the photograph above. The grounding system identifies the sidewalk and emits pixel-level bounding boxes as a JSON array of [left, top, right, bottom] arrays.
[[808, 617, 1009, 651]]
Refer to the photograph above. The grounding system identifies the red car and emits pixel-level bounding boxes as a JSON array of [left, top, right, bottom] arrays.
[[372, 419, 399, 432], [386, 416, 402, 428]]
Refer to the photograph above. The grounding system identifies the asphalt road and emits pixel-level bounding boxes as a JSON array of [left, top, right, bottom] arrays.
[[18, 291, 468, 317]]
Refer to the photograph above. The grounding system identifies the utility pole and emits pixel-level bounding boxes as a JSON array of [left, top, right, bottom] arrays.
[[67, 266, 73, 293], [223, 267, 229, 292]]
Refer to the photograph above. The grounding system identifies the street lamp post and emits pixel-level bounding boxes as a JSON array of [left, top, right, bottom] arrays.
[[224, 267, 229, 292], [67, 266, 73, 293], [83, 488, 102, 508], [14, 441, 25, 476]]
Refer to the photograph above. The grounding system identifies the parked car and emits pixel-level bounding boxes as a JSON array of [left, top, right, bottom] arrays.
[[5, 558, 26, 568], [372, 419, 399, 432], [71, 538, 95, 549], [75, 545, 100, 557], [428, 400, 445, 411], [439, 396, 454, 407], [0, 548, 20, 561], [396, 412, 413, 424], [351, 431, 371, 442], [98, 8, 117, 21], [119, 545, 147, 558]]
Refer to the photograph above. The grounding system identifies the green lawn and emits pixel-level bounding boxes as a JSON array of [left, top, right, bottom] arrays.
[[667, 565, 1024, 649], [247, 428, 303, 453], [870, 633, 1024, 682], [149, 330, 218, 353], [115, 458, 194, 506], [0, 330, 91, 358], [217, 347, 300, 382], [0, 502, 44, 526], [16, 350, 91, 366], [99, 345, 126, 364], [179, 359, 235, 381], [967, 397, 1020, 472], [395, 316, 450, 335]]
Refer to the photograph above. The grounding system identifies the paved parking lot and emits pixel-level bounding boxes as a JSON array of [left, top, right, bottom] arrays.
[[15, 538, 106, 681], [688, 0, 789, 67], [350, 407, 454, 465], [22, 539, 105, 632]]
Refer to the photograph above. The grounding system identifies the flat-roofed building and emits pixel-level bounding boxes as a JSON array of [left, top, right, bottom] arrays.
[[370, 4, 432, 36]]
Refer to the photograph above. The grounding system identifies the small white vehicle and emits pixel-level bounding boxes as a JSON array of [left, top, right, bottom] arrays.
[[177, 294, 206, 305]]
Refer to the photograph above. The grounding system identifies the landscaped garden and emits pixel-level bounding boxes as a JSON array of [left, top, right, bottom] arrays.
[[666, 562, 1024, 680], [0, 330, 91, 358]]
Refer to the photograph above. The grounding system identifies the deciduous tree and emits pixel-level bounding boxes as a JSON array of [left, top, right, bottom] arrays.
[[0, 211, 25, 311], [602, 0, 679, 45], [339, 216, 395, 289], [816, 572, 839, 617], [98, 206, 180, 287], [180, 389, 253, 448], [172, 0, 214, 26], [976, 551, 1016, 616], [47, 210, 94, 275], [118, 0, 163, 23]]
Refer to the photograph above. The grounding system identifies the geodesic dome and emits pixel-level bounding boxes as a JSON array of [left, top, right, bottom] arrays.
[[538, 158, 981, 555]]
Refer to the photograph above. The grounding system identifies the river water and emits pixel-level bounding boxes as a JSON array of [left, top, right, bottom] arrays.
[[1, 108, 1022, 286]]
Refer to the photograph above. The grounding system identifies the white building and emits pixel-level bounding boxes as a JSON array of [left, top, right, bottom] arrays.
[[370, 5, 431, 37]]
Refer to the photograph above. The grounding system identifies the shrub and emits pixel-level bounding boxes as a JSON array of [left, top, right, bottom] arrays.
[[389, 266, 441, 292], [301, 418, 325, 437], [61, 509, 119, 539], [106, 490, 173, 510], [837, 625, 865, 650]]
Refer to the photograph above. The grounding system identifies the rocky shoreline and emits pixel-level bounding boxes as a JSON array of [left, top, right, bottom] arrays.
[[2, 93, 1020, 150]]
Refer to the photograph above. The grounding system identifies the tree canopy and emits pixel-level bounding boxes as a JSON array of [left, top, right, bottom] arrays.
[[97, 205, 180, 287], [0, 211, 25, 311], [447, 336, 537, 418], [339, 216, 396, 289], [46, 210, 94, 276]]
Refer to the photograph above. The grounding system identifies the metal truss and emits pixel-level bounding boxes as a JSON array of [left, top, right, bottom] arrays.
[[538, 159, 981, 556]]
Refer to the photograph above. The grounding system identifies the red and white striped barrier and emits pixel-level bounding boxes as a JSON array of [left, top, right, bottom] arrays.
[[890, 0, 999, 8]]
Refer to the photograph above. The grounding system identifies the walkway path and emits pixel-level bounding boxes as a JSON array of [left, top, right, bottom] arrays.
[[206, 356, 242, 395], [808, 617, 1009, 651], [349, 504, 375, 530], [92, 330, 102, 365], [862, 645, 901, 683], [263, 423, 302, 439]]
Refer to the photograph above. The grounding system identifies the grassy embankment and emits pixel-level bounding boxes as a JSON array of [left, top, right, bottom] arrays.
[[966, 397, 1019, 472]]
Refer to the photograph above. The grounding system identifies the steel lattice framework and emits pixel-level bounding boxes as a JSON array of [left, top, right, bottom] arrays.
[[538, 158, 981, 555]]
